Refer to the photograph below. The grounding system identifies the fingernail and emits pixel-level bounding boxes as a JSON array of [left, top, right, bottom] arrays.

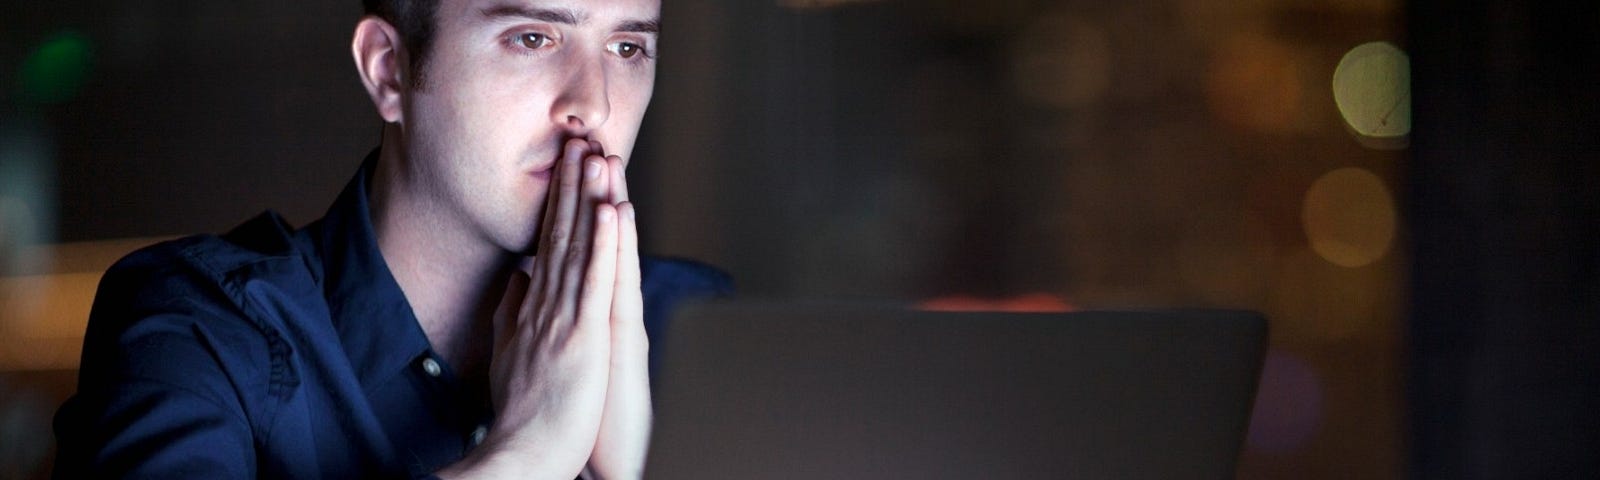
[[599, 207, 615, 223], [584, 160, 602, 180]]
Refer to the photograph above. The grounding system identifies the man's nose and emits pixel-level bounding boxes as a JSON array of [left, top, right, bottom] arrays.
[[551, 54, 610, 134]]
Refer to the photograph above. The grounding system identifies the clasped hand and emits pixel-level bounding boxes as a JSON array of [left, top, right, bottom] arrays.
[[440, 138, 649, 480]]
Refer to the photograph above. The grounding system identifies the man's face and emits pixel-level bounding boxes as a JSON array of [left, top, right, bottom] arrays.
[[399, 0, 659, 254]]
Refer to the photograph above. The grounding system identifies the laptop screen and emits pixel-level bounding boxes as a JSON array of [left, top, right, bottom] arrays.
[[646, 301, 1266, 479]]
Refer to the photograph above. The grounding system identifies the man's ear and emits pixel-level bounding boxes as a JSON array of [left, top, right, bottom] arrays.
[[352, 16, 407, 123]]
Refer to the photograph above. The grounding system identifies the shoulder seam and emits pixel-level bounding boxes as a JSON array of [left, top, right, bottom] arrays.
[[174, 239, 303, 405]]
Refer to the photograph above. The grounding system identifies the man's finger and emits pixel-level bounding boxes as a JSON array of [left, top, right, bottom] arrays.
[[607, 155, 630, 204], [564, 151, 610, 315], [580, 204, 621, 329], [612, 201, 644, 333], [543, 138, 588, 319]]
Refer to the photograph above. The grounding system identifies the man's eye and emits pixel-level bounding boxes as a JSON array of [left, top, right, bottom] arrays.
[[516, 33, 550, 50], [615, 42, 645, 59]]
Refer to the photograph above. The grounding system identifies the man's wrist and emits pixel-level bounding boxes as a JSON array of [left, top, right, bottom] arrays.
[[582, 461, 644, 480], [436, 436, 580, 480]]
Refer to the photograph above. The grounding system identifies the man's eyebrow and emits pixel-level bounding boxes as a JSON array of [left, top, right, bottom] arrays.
[[616, 19, 660, 34], [478, 4, 585, 25], [478, 4, 659, 34]]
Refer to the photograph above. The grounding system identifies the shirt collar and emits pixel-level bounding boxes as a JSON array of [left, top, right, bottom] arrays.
[[303, 148, 432, 389]]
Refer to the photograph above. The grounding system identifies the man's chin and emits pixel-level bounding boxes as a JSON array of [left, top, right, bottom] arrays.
[[512, 227, 543, 258]]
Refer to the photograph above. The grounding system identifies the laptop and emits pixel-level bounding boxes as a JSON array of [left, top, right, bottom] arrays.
[[645, 301, 1267, 479]]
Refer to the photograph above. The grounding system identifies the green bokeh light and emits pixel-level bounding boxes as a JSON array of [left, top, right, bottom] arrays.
[[18, 31, 94, 105]]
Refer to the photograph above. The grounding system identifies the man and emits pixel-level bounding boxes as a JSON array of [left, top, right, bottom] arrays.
[[52, 0, 728, 477]]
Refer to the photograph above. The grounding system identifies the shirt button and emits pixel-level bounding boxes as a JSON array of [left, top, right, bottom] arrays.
[[470, 425, 489, 447], [420, 357, 442, 378]]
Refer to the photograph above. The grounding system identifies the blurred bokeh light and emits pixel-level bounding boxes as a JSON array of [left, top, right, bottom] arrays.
[[0, 120, 57, 277], [17, 31, 94, 105], [1332, 41, 1410, 148], [1302, 167, 1396, 268], [1247, 350, 1325, 454], [1206, 33, 1310, 134]]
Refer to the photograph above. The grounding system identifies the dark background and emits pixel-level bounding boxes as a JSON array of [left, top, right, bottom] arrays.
[[1406, 1, 1599, 478], [2, 0, 1596, 479]]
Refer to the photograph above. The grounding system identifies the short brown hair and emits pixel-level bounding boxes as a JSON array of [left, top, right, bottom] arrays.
[[363, 0, 440, 85]]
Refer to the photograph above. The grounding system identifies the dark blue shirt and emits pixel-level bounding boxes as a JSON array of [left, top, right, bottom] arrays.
[[52, 151, 731, 478]]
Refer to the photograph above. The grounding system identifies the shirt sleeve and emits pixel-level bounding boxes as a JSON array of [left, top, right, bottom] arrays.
[[54, 242, 268, 479], [54, 314, 259, 479]]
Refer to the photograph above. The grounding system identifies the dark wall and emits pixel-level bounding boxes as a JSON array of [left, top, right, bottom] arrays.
[[1408, 1, 1600, 478], [6, 1, 375, 242]]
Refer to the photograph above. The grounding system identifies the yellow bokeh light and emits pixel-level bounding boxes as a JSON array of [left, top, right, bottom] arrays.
[[1, 237, 175, 370], [1333, 41, 1411, 145], [1301, 167, 1396, 268], [0, 273, 100, 370], [1205, 33, 1309, 134]]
